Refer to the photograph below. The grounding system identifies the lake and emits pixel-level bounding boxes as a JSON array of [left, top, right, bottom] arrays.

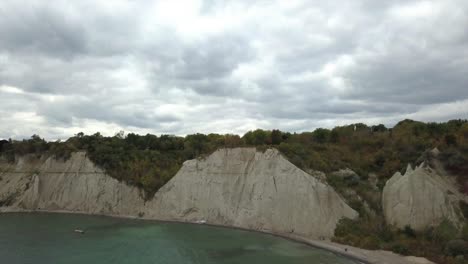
[[0, 213, 359, 264]]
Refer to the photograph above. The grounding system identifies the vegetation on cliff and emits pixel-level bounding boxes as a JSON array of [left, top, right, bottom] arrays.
[[2, 119, 467, 196], [1, 119, 468, 262]]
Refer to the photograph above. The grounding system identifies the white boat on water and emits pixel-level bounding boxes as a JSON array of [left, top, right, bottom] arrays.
[[74, 229, 85, 234], [195, 220, 206, 224]]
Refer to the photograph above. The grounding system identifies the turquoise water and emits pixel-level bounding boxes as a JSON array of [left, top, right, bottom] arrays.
[[0, 213, 359, 264]]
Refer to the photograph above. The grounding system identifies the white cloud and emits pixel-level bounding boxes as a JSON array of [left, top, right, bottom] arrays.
[[0, 85, 24, 94], [389, 1, 437, 19]]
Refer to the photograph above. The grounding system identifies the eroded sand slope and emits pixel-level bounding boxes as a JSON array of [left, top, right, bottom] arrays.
[[0, 148, 357, 238]]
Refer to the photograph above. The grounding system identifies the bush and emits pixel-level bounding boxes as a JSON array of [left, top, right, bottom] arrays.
[[334, 218, 361, 237], [334, 216, 390, 250], [461, 223, 468, 241], [434, 219, 459, 243], [379, 225, 395, 242], [360, 235, 381, 250], [460, 202, 468, 219], [403, 225, 416, 238], [391, 243, 410, 255], [444, 239, 468, 256], [445, 134, 458, 146]]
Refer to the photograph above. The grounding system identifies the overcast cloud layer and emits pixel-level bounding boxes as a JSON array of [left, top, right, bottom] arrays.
[[1, 0, 468, 139]]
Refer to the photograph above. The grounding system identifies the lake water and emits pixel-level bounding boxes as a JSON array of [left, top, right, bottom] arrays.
[[0, 213, 359, 264]]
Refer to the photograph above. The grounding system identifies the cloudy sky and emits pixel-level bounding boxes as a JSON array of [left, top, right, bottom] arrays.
[[1, 0, 467, 140]]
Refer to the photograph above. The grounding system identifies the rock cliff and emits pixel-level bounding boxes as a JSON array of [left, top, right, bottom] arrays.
[[0, 148, 357, 238], [148, 148, 358, 238], [0, 152, 146, 215], [382, 161, 465, 230]]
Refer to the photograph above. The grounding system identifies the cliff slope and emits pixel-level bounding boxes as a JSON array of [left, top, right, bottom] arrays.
[[148, 148, 358, 238], [0, 152, 146, 216], [382, 160, 465, 230], [0, 148, 357, 238]]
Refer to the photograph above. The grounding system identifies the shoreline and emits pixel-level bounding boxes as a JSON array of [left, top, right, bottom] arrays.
[[0, 208, 433, 264]]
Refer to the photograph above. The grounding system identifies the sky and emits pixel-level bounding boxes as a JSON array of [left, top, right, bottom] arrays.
[[1, 0, 467, 140]]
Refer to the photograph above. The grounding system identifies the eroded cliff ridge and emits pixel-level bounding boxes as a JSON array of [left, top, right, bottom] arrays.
[[0, 148, 357, 238], [382, 152, 466, 231], [148, 148, 358, 237], [0, 152, 145, 215]]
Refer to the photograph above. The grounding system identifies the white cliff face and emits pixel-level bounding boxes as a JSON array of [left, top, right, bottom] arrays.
[[382, 163, 465, 231], [0, 148, 357, 238], [0, 152, 146, 216], [147, 148, 358, 238]]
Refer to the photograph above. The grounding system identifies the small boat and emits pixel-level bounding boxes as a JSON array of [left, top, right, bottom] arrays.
[[74, 229, 85, 234], [195, 220, 206, 224]]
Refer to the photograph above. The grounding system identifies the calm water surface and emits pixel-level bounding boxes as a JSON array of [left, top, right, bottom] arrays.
[[0, 213, 359, 264]]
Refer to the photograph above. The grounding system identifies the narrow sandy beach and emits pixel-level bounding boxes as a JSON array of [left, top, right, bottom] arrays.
[[288, 235, 434, 264]]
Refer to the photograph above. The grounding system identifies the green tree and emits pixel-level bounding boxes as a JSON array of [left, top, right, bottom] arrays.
[[372, 124, 388, 132], [312, 128, 330, 143], [243, 129, 269, 145], [271, 129, 282, 145], [224, 134, 242, 147]]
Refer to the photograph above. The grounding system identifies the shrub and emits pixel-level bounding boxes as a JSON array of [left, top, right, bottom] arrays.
[[460, 202, 468, 219], [434, 219, 459, 244], [403, 225, 416, 238], [444, 239, 468, 256], [379, 225, 395, 242], [461, 222, 468, 241], [445, 134, 458, 147], [360, 235, 381, 250], [334, 218, 361, 237], [391, 243, 410, 255]]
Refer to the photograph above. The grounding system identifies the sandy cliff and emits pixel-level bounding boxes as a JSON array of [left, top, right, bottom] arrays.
[[0, 152, 146, 215], [148, 148, 358, 238], [382, 161, 465, 230], [0, 148, 357, 238]]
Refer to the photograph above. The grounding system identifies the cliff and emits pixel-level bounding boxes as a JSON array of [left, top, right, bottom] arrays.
[[0, 148, 357, 238], [0, 152, 146, 215], [382, 160, 466, 231], [147, 148, 358, 238]]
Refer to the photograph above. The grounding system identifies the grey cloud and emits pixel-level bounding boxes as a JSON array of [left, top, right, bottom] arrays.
[[344, 53, 468, 104], [0, 1, 144, 60], [0, 55, 115, 94], [0, 0, 467, 140], [35, 95, 181, 129], [144, 33, 255, 97], [340, 4, 468, 105], [177, 37, 252, 80], [0, 3, 87, 59]]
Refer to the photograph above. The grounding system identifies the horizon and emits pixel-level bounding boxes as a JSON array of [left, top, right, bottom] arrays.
[[1, 1, 468, 140], [1, 118, 466, 142]]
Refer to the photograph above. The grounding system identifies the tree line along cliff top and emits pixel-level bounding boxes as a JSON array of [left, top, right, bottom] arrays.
[[0, 119, 467, 198]]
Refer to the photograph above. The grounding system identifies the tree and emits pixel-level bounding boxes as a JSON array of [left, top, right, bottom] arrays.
[[372, 124, 387, 133], [185, 133, 208, 156], [330, 129, 339, 143], [444, 134, 457, 146], [243, 129, 269, 145], [224, 134, 242, 147], [0, 139, 9, 152], [271, 129, 282, 145], [115, 130, 125, 139], [312, 128, 330, 144]]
